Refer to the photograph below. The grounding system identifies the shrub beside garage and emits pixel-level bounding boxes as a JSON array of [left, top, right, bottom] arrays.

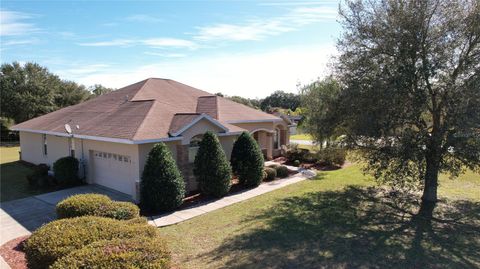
[[56, 194, 140, 220]]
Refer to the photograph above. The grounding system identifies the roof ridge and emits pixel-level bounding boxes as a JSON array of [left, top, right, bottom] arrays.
[[130, 78, 152, 101], [131, 100, 157, 141]]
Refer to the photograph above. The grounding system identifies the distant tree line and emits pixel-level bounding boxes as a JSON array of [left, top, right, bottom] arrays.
[[216, 90, 301, 113], [0, 62, 114, 124]]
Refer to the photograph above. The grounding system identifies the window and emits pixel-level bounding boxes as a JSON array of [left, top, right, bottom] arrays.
[[42, 134, 48, 156], [188, 135, 203, 163]]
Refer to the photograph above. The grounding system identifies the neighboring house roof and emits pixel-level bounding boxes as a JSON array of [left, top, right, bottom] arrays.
[[12, 78, 282, 143]]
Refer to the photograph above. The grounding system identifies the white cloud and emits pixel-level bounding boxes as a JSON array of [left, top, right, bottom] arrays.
[[78, 39, 134, 47], [143, 38, 197, 49], [144, 52, 187, 58], [62, 64, 111, 75], [126, 14, 162, 23], [2, 38, 38, 46], [0, 10, 39, 36], [67, 44, 336, 98], [194, 5, 337, 42], [78, 38, 197, 49], [195, 21, 292, 41]]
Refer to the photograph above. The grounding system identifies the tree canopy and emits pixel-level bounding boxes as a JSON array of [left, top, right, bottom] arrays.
[[307, 0, 479, 207], [0, 62, 113, 124], [300, 76, 341, 147], [260, 90, 301, 112]]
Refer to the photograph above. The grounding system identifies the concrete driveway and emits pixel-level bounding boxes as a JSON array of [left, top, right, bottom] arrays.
[[0, 184, 131, 246]]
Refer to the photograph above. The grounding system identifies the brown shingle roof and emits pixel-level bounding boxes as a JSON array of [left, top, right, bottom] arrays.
[[12, 78, 280, 142]]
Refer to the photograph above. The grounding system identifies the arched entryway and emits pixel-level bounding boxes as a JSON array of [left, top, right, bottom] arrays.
[[251, 129, 273, 159]]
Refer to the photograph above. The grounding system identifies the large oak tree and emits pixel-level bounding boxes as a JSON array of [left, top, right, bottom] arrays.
[[323, 0, 479, 208]]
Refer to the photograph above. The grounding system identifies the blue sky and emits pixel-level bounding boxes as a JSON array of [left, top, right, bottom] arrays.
[[1, 0, 341, 98]]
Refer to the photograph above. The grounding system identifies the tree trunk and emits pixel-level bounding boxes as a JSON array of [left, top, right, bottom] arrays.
[[421, 157, 439, 203]]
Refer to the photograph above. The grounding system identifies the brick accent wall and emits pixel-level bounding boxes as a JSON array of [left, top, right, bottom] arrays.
[[176, 144, 198, 192]]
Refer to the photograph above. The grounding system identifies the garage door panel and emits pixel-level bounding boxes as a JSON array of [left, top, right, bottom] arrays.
[[92, 150, 133, 196]]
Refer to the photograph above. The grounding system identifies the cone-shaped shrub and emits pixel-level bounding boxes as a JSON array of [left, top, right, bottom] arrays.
[[231, 132, 265, 187], [194, 131, 232, 197], [141, 143, 185, 211]]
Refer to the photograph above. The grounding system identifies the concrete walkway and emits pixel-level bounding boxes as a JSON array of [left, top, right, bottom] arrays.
[[149, 165, 315, 227]]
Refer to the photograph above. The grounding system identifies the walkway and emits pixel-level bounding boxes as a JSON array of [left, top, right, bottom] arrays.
[[149, 165, 316, 227]]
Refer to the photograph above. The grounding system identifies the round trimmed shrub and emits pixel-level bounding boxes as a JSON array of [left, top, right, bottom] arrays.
[[275, 165, 289, 178], [53, 156, 79, 184], [194, 131, 232, 198], [141, 142, 185, 211], [230, 132, 265, 187], [56, 194, 140, 220], [264, 167, 277, 181], [50, 237, 171, 269], [293, 160, 301, 167], [24, 216, 158, 269]]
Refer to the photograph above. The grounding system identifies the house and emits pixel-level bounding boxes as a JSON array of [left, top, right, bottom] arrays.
[[12, 78, 291, 201]]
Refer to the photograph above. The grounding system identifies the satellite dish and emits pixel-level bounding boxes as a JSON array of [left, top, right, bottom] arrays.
[[76, 125, 80, 129], [65, 124, 72, 134]]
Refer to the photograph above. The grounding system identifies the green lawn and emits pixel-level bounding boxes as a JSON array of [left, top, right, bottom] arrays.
[[290, 133, 313, 140], [160, 165, 480, 269], [0, 146, 58, 202]]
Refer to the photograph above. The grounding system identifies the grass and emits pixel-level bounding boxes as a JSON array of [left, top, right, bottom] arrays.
[[0, 146, 58, 202], [290, 133, 313, 140], [160, 165, 480, 269]]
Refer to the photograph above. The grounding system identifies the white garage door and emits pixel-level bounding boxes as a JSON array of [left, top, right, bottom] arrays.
[[92, 150, 133, 196]]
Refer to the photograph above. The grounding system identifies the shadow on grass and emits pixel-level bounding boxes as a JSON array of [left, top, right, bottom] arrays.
[[202, 186, 480, 268]]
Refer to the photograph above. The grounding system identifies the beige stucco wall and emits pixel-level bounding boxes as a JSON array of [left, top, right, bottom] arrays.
[[138, 140, 179, 177], [19, 132, 70, 167], [231, 121, 276, 133], [180, 118, 224, 145]]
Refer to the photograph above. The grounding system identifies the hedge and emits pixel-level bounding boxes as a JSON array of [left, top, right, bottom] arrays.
[[52, 156, 79, 184], [141, 142, 185, 211], [24, 216, 157, 269], [50, 237, 171, 269], [230, 132, 265, 187], [264, 167, 277, 181], [275, 165, 289, 178], [194, 131, 232, 198], [56, 194, 139, 220]]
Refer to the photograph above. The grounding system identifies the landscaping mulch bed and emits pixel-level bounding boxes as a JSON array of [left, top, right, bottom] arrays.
[[0, 235, 29, 269]]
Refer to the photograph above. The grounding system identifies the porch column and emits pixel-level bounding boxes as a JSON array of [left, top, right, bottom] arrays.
[[266, 133, 273, 160]]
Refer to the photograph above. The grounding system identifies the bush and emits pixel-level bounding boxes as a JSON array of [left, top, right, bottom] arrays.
[[27, 164, 53, 187], [194, 131, 232, 198], [50, 237, 171, 269], [141, 143, 185, 211], [230, 132, 265, 187], [53, 156, 79, 184], [267, 163, 280, 169], [293, 160, 301, 166], [317, 147, 347, 166], [24, 216, 157, 269], [264, 167, 277, 181], [56, 194, 139, 220], [285, 144, 310, 162], [275, 166, 289, 178]]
